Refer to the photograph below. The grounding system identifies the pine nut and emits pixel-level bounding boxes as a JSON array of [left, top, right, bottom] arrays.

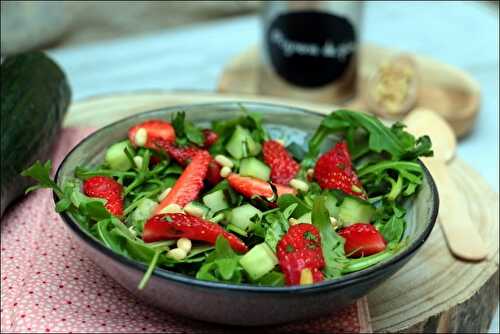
[[289, 178, 309, 192], [351, 185, 363, 193], [275, 139, 286, 146], [184, 202, 205, 217], [177, 238, 192, 253], [214, 154, 234, 168], [133, 156, 143, 169], [330, 216, 339, 229], [306, 168, 314, 179], [157, 187, 172, 201], [300, 268, 313, 285], [220, 166, 232, 178], [158, 203, 183, 214], [135, 128, 148, 147], [288, 217, 300, 226], [167, 248, 187, 261]]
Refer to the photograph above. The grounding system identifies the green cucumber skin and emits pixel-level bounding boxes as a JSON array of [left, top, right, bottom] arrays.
[[240, 243, 278, 280], [239, 157, 270, 181], [105, 140, 134, 171], [338, 197, 375, 226], [1, 52, 71, 216]]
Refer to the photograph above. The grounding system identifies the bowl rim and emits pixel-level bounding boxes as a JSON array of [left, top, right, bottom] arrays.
[[54, 101, 439, 293]]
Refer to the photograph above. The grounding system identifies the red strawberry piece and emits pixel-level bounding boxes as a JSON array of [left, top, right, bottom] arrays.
[[276, 224, 325, 285], [154, 139, 202, 166], [202, 129, 219, 148], [83, 176, 124, 217], [149, 156, 162, 166], [128, 120, 176, 149], [338, 223, 386, 257], [263, 140, 300, 185], [206, 161, 222, 185], [154, 151, 211, 213], [143, 213, 248, 253], [314, 141, 366, 199], [227, 174, 296, 199]]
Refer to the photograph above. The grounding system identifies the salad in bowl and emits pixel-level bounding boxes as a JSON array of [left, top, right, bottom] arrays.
[[23, 105, 433, 290]]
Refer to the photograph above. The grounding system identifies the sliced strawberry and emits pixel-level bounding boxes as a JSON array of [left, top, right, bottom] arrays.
[[83, 176, 124, 216], [338, 223, 386, 257], [154, 139, 202, 166], [143, 213, 247, 253], [206, 161, 222, 185], [276, 224, 325, 285], [202, 129, 219, 148], [227, 173, 296, 199], [263, 140, 300, 185], [314, 141, 366, 199], [129, 120, 175, 149], [154, 151, 211, 213]]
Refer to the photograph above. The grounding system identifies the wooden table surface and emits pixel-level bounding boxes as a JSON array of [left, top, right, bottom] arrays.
[[46, 2, 498, 332]]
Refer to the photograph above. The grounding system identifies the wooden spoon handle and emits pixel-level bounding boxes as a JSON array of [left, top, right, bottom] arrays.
[[423, 158, 488, 261]]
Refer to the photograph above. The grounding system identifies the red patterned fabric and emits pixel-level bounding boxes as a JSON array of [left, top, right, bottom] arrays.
[[0, 128, 372, 333]]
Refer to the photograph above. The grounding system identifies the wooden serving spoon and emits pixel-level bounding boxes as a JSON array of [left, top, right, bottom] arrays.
[[404, 108, 488, 261]]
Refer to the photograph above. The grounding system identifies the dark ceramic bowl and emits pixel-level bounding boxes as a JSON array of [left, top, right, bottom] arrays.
[[55, 102, 438, 326]]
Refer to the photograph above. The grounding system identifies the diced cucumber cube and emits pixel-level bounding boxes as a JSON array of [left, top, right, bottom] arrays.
[[229, 204, 262, 231], [239, 157, 271, 181], [202, 190, 229, 213], [105, 140, 134, 171], [338, 197, 375, 226], [225, 126, 261, 159], [130, 198, 158, 226], [240, 243, 278, 280]]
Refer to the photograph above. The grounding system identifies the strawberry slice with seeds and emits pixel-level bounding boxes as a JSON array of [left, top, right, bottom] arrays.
[[227, 173, 296, 199], [154, 151, 211, 213], [314, 141, 366, 199], [276, 224, 325, 285], [154, 139, 202, 166], [143, 213, 248, 253], [263, 140, 300, 185], [206, 161, 222, 185], [338, 223, 386, 257], [83, 176, 124, 216], [129, 120, 176, 149], [202, 129, 219, 148]]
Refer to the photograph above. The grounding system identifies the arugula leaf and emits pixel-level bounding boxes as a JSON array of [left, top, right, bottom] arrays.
[[138, 249, 161, 290], [21, 160, 62, 196], [255, 271, 285, 286], [171, 111, 205, 147], [305, 110, 433, 166], [286, 142, 306, 161], [196, 236, 242, 283], [263, 211, 289, 251], [277, 194, 311, 218], [311, 196, 346, 278]]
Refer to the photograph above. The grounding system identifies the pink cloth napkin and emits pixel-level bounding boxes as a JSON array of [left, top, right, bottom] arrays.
[[1, 127, 372, 333]]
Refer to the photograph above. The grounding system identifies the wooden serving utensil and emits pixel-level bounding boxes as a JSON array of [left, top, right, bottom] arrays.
[[404, 108, 488, 261]]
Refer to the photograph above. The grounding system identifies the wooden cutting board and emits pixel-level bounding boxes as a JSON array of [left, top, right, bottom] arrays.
[[217, 44, 481, 139], [65, 91, 498, 333]]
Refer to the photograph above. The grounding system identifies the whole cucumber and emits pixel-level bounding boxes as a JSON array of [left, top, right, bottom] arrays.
[[0, 52, 71, 216]]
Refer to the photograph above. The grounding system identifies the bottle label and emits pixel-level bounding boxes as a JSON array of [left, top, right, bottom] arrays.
[[265, 11, 356, 88]]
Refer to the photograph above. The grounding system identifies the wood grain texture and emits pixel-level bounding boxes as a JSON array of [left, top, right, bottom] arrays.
[[65, 91, 499, 333], [216, 44, 481, 138]]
